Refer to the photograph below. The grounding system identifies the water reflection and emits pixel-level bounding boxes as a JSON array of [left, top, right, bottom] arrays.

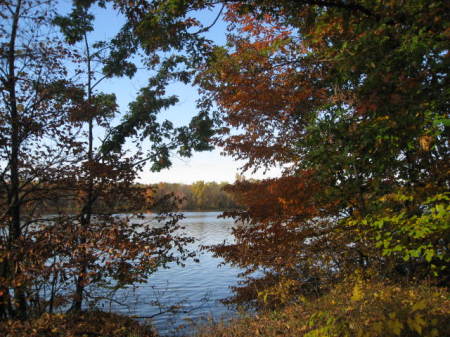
[[112, 212, 241, 336]]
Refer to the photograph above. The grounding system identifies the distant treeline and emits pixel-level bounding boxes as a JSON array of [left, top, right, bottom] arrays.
[[147, 181, 241, 212], [38, 181, 242, 214]]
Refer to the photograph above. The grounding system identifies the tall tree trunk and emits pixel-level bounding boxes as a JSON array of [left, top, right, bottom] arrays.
[[72, 31, 94, 312], [6, 0, 27, 320]]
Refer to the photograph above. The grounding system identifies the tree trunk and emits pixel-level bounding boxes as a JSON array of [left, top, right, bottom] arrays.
[[7, 0, 27, 320], [72, 31, 94, 313]]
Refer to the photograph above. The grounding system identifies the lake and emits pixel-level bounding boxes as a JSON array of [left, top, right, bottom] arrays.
[[109, 211, 243, 336]]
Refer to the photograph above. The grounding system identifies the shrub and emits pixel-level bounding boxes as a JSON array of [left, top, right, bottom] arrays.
[[0, 311, 156, 337], [196, 281, 449, 337]]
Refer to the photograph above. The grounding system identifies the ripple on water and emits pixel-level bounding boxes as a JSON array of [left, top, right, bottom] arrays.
[[110, 212, 243, 336]]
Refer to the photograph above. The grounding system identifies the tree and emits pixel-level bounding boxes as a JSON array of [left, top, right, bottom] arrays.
[[0, 0, 215, 322], [51, 1, 207, 313], [147, 181, 239, 211], [192, 0, 449, 305], [117, 2, 449, 307], [0, 0, 86, 319]]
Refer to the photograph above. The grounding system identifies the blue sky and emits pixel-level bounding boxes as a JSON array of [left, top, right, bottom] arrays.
[[67, 1, 281, 184]]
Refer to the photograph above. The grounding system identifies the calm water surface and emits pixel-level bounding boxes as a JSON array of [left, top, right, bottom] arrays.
[[112, 212, 242, 336]]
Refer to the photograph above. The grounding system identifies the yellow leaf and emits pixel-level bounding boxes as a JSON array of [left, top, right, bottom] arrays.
[[412, 300, 427, 311], [372, 322, 383, 334], [419, 135, 433, 151], [387, 319, 403, 336], [429, 328, 439, 337], [351, 283, 363, 301], [412, 314, 427, 334]]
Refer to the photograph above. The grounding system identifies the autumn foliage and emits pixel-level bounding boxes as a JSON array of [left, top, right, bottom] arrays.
[[196, 280, 450, 337], [0, 311, 156, 337], [0, 0, 448, 336], [195, 0, 450, 310], [0, 0, 203, 330]]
